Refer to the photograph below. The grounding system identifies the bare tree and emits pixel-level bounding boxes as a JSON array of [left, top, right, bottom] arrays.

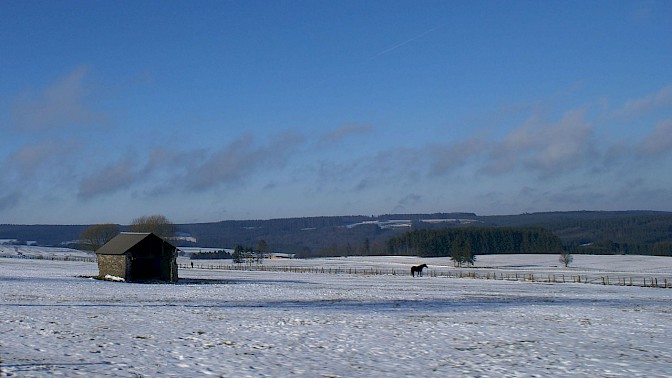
[[559, 250, 573, 268], [129, 214, 176, 238], [80, 224, 120, 251]]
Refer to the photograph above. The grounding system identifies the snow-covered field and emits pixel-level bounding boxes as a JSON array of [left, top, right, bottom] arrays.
[[2, 255, 672, 377], [186, 254, 672, 287], [0, 245, 93, 260], [215, 253, 672, 274]]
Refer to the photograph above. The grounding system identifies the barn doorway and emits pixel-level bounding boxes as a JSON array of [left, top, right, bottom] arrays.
[[130, 256, 163, 281]]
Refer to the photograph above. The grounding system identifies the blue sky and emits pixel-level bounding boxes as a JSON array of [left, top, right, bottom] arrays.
[[2, 1, 672, 224]]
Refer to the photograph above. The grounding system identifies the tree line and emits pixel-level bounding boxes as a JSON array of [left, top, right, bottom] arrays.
[[387, 227, 563, 266], [568, 239, 672, 256], [190, 250, 232, 260], [543, 213, 672, 255]]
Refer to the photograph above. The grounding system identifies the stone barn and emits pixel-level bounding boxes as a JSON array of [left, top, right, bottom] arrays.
[[96, 232, 178, 282]]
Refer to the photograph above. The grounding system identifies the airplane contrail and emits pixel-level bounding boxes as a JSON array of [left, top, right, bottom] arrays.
[[367, 25, 442, 62]]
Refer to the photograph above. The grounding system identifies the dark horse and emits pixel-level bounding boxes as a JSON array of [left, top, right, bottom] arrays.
[[411, 264, 428, 277]]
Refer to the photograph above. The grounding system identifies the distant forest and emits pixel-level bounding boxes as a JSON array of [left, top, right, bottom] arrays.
[[2, 211, 672, 257], [190, 250, 232, 260], [387, 227, 562, 257]]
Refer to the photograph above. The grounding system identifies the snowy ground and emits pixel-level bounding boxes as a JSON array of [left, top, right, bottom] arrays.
[[2, 256, 672, 377], [185, 254, 672, 287], [0, 245, 93, 260], [232, 254, 672, 275]]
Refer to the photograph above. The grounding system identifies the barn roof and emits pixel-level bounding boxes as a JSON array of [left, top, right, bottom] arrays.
[[95, 232, 174, 255]]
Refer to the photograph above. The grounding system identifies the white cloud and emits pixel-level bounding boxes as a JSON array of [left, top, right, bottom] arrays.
[[11, 66, 104, 132], [72, 130, 306, 201], [616, 84, 672, 118], [484, 110, 596, 177], [429, 137, 486, 176], [78, 155, 141, 199], [637, 119, 672, 157], [187, 131, 304, 191], [9, 139, 79, 178], [320, 123, 372, 144]]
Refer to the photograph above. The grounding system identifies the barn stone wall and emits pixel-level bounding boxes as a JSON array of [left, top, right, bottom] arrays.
[[97, 254, 129, 279]]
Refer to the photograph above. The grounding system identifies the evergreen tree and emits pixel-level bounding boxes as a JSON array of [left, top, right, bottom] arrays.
[[232, 245, 244, 263]]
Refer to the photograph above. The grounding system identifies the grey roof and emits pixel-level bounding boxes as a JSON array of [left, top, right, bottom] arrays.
[[95, 232, 157, 255]]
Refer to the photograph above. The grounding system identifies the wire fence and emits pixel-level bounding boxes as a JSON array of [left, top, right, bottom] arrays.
[[0, 254, 96, 263], [178, 263, 672, 289], [2, 255, 668, 289]]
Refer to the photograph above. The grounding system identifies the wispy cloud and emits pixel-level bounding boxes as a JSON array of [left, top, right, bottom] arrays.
[[614, 84, 672, 118], [142, 147, 206, 178], [11, 66, 105, 132], [9, 139, 79, 178], [312, 159, 362, 190], [392, 193, 422, 213], [429, 137, 486, 176], [0, 191, 21, 212], [187, 131, 304, 191], [320, 123, 372, 144], [74, 130, 306, 200], [78, 155, 141, 199], [484, 110, 596, 177], [309, 145, 420, 194], [637, 119, 672, 157], [305, 87, 671, 210], [361, 147, 422, 186]]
